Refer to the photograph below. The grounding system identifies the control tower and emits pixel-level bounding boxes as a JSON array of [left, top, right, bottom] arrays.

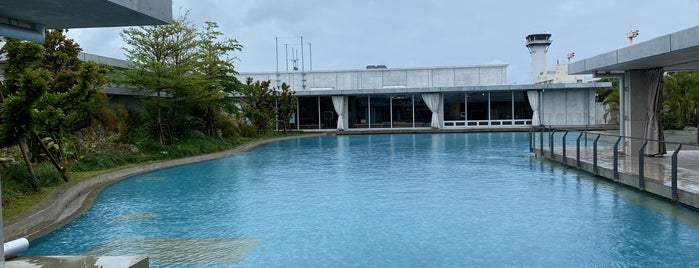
[[526, 34, 552, 83]]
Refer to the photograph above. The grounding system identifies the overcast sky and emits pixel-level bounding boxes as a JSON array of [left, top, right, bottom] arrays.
[[67, 0, 699, 84]]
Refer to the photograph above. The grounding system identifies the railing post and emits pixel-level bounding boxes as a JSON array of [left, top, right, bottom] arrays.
[[549, 129, 555, 159], [613, 137, 622, 182], [562, 131, 569, 164], [593, 134, 601, 175], [672, 144, 682, 201], [529, 127, 534, 153], [576, 132, 583, 169], [540, 128, 544, 155], [638, 140, 648, 190]]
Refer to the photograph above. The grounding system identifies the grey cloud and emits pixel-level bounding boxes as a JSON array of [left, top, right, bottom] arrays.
[[64, 0, 699, 84]]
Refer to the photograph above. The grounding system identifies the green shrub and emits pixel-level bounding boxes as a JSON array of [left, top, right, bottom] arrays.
[[662, 117, 683, 130], [118, 108, 153, 145], [34, 164, 64, 186], [0, 163, 62, 195], [70, 151, 140, 172], [213, 112, 238, 138]]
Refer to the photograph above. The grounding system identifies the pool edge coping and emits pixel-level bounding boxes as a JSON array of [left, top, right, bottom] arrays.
[[4, 134, 325, 241]]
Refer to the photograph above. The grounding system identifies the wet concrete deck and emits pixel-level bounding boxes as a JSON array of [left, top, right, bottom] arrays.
[[533, 140, 699, 209]]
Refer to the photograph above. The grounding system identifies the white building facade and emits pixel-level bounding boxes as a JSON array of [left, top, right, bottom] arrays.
[[237, 64, 609, 131]]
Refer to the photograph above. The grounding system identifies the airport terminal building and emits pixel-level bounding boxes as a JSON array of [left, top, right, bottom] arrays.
[[236, 64, 609, 131]]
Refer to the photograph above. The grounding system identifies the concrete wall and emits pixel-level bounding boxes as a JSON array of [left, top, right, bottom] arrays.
[[540, 88, 607, 126], [79, 52, 130, 69], [237, 65, 508, 92]]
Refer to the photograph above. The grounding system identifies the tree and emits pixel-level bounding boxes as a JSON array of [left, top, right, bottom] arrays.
[[275, 83, 297, 134], [663, 72, 699, 129], [42, 29, 82, 77], [35, 30, 111, 180], [195, 21, 243, 136], [119, 13, 200, 144], [120, 13, 248, 140], [1, 30, 113, 183], [0, 38, 50, 190], [241, 78, 277, 134], [599, 73, 699, 129]]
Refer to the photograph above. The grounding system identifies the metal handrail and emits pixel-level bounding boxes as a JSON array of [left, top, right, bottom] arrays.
[[638, 140, 648, 190], [529, 128, 534, 153], [539, 128, 544, 154], [549, 129, 555, 159], [576, 132, 583, 169], [562, 131, 569, 164], [531, 126, 695, 204], [672, 144, 682, 201], [593, 134, 601, 175], [444, 119, 532, 127], [613, 137, 622, 182]]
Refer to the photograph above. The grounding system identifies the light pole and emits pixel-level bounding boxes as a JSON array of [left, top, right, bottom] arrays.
[[300, 36, 306, 89], [275, 37, 280, 89], [276, 36, 315, 93], [309, 42, 312, 71]]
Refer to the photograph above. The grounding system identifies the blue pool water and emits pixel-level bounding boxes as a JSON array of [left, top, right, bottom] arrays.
[[24, 133, 699, 267]]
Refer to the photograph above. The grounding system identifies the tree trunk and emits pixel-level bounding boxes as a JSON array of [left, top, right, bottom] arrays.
[[18, 140, 40, 191], [208, 109, 215, 136], [58, 127, 69, 168], [156, 90, 164, 145], [32, 131, 68, 182]]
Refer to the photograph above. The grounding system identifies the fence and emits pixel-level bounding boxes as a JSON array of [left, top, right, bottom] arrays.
[[530, 127, 699, 203], [444, 119, 532, 128]]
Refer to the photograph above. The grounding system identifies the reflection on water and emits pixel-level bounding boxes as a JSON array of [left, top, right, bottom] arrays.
[[141, 176, 167, 181], [85, 238, 260, 265], [114, 212, 160, 222]]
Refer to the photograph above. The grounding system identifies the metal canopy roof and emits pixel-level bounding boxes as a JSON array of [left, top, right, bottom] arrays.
[[0, 0, 171, 42], [0, 0, 171, 28], [569, 25, 699, 75]]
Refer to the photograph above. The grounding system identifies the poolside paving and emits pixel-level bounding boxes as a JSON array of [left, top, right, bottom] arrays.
[[533, 130, 699, 208]]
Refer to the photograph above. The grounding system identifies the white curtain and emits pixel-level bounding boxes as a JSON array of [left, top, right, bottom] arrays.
[[644, 68, 666, 155], [526, 90, 540, 126], [422, 93, 441, 128], [331, 95, 346, 130]]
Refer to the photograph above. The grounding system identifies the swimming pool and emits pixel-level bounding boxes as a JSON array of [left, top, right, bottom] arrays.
[[24, 133, 699, 267]]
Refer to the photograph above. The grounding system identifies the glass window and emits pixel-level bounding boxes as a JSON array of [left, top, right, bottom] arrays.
[[466, 92, 488, 121], [391, 94, 413, 128], [490, 91, 513, 120], [348, 95, 368, 129], [443, 93, 465, 121], [514, 91, 533, 124], [298, 96, 319, 129], [319, 96, 336, 129], [370, 95, 391, 128], [414, 94, 431, 127]]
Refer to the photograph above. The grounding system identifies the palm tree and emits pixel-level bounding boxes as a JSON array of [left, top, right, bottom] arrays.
[[663, 72, 699, 129]]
